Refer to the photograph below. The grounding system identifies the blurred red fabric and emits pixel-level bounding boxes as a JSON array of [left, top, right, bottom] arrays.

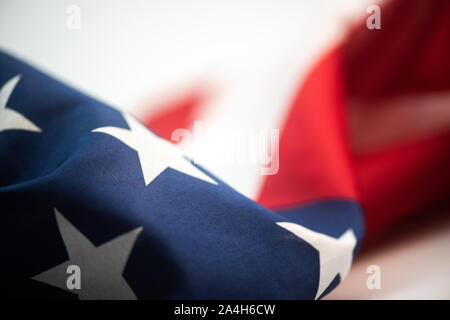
[[144, 0, 450, 243]]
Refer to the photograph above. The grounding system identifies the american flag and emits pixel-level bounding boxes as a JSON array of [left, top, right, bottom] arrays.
[[1, 0, 450, 300], [0, 50, 364, 299]]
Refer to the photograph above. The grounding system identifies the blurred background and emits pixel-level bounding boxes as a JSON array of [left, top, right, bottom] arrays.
[[1, 0, 449, 299]]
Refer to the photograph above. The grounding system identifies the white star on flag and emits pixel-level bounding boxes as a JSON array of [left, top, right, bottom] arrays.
[[92, 112, 216, 186], [32, 208, 142, 300], [0, 75, 41, 133], [276, 222, 357, 299]]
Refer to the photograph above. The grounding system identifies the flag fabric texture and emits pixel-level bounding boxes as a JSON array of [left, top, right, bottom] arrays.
[[2, 0, 449, 300], [0, 51, 364, 299]]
